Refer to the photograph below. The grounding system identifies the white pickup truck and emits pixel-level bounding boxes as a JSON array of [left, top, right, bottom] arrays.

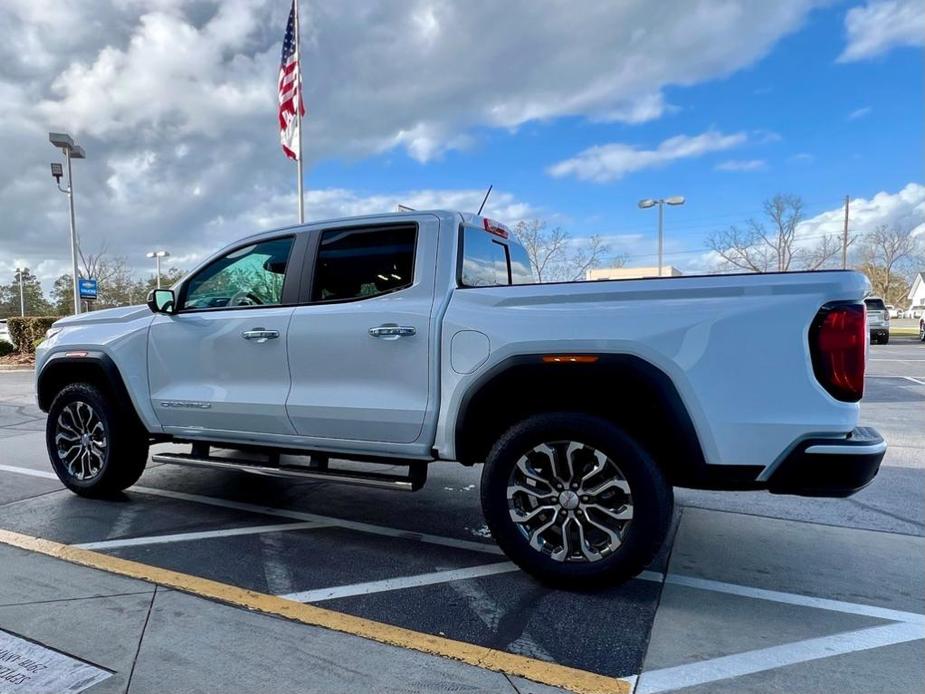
[[35, 211, 885, 587]]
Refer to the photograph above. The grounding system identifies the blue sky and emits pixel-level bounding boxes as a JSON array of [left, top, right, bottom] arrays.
[[306, 2, 923, 270], [0, 0, 923, 282]]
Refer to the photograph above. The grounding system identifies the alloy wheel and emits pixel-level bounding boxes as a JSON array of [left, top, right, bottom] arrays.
[[506, 441, 633, 562], [55, 401, 107, 481]]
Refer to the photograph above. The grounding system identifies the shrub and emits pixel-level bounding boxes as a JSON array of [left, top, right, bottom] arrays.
[[0, 341, 14, 357], [7, 317, 61, 354]]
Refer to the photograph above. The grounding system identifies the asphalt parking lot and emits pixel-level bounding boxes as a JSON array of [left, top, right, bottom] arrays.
[[0, 339, 922, 693]]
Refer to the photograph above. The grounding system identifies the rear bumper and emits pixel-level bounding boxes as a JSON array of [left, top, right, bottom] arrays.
[[765, 427, 886, 498], [869, 328, 889, 339]]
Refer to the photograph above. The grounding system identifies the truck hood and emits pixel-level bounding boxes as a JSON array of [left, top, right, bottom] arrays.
[[54, 305, 152, 327]]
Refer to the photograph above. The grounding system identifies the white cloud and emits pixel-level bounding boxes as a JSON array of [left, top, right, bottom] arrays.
[[847, 106, 873, 120], [548, 131, 747, 182], [838, 0, 925, 62], [799, 182, 925, 241], [715, 159, 767, 172]]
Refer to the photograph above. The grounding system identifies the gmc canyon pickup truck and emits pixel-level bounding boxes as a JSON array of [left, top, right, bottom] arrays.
[[35, 211, 886, 587]]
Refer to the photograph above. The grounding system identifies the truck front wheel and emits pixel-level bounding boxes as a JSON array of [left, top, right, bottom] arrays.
[[480, 413, 673, 588], [46, 383, 149, 498]]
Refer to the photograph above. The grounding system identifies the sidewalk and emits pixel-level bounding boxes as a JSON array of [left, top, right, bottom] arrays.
[[0, 543, 563, 694]]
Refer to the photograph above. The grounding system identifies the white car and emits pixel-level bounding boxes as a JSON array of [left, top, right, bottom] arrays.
[[0, 319, 12, 345], [34, 211, 886, 587]]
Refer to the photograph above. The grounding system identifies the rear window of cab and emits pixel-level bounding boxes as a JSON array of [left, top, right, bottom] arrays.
[[460, 226, 534, 287]]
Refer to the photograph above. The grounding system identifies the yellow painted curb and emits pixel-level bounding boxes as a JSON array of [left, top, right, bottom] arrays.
[[0, 528, 629, 694]]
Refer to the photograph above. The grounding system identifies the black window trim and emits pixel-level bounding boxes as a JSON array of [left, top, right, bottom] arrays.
[[176, 233, 304, 314], [299, 221, 420, 306]]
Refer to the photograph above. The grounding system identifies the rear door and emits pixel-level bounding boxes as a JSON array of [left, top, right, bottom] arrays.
[[285, 219, 437, 443], [148, 234, 305, 436]]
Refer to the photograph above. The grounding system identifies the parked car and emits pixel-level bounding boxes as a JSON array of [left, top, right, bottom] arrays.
[[887, 304, 899, 319], [33, 211, 886, 587], [0, 319, 12, 345], [865, 296, 890, 344], [920, 314, 924, 342]]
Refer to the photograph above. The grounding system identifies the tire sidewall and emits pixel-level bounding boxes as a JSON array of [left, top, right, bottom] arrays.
[[481, 413, 672, 586]]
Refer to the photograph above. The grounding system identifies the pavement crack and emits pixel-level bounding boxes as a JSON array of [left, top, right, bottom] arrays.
[[0, 590, 155, 609], [846, 498, 925, 529], [125, 585, 157, 693]]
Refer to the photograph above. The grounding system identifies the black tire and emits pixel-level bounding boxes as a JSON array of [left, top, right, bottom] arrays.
[[480, 413, 673, 588], [46, 383, 149, 498], [882, 334, 889, 345], [919, 322, 924, 342]]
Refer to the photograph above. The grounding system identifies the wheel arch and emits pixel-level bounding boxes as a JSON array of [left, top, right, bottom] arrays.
[[37, 351, 144, 430], [454, 353, 712, 486]]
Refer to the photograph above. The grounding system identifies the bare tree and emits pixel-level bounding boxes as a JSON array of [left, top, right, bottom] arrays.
[[707, 194, 842, 273], [513, 219, 614, 282], [855, 225, 922, 304]]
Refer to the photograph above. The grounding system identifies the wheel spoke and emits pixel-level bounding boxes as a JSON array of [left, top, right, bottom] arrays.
[[515, 457, 553, 489], [585, 503, 633, 522], [550, 514, 573, 561], [583, 513, 623, 551], [509, 504, 557, 523], [507, 484, 556, 501], [585, 477, 631, 497], [574, 515, 601, 561]]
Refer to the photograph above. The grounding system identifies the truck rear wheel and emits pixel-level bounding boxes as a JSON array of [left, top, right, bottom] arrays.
[[480, 413, 672, 588], [46, 383, 149, 498]]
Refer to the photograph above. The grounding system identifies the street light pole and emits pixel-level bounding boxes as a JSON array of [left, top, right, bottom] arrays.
[[49, 132, 85, 316], [65, 147, 80, 315], [638, 196, 686, 277], [15, 269, 24, 317], [146, 250, 170, 288]]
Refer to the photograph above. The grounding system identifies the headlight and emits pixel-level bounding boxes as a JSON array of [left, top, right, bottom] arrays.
[[44, 327, 62, 340]]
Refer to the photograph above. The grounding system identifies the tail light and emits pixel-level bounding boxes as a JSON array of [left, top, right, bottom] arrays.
[[810, 303, 866, 402]]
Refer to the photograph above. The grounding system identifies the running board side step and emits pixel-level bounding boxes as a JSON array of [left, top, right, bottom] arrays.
[[150, 452, 427, 491]]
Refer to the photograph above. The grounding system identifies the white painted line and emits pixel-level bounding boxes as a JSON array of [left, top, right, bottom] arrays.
[[0, 463, 506, 557], [283, 561, 519, 603], [904, 376, 925, 386], [635, 621, 925, 694], [869, 358, 925, 362], [666, 574, 925, 625], [0, 463, 57, 480], [74, 521, 327, 550]]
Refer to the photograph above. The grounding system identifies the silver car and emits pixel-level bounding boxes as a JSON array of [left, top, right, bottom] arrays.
[[865, 297, 890, 345], [0, 319, 12, 345]]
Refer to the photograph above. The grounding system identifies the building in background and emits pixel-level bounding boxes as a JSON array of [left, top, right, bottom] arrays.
[[587, 266, 683, 281], [908, 272, 925, 313]]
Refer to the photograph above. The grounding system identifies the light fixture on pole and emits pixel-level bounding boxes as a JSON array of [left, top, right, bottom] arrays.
[[14, 268, 24, 317], [49, 132, 86, 315], [146, 250, 170, 288], [638, 196, 685, 277]]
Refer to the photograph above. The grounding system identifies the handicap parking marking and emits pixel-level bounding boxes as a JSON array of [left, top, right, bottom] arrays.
[[0, 627, 112, 693]]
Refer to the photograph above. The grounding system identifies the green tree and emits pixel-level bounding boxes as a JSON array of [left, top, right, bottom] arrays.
[[0, 268, 53, 318]]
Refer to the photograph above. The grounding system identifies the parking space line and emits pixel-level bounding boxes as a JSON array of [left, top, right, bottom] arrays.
[[0, 528, 631, 694], [281, 561, 520, 603], [0, 463, 506, 557], [904, 376, 925, 386], [666, 574, 925, 625], [635, 621, 925, 694], [74, 521, 329, 550]]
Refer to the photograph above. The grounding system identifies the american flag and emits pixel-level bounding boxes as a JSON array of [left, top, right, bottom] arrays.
[[278, 0, 305, 160]]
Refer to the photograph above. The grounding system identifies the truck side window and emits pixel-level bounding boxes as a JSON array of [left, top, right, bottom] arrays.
[[181, 236, 294, 310], [312, 226, 416, 302], [461, 227, 509, 286], [508, 243, 535, 284]]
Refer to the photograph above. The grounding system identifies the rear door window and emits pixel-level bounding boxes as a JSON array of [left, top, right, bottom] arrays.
[[865, 298, 886, 311], [312, 225, 416, 302]]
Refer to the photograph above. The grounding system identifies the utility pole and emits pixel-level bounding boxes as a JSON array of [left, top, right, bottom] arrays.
[[842, 195, 849, 269]]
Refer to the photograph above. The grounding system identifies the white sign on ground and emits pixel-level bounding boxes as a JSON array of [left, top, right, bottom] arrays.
[[0, 629, 110, 693]]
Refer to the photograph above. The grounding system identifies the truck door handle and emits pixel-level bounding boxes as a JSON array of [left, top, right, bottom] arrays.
[[241, 329, 280, 343], [369, 325, 416, 339]]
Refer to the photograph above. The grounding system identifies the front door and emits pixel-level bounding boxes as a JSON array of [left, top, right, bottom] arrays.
[[148, 235, 299, 437], [286, 221, 436, 443]]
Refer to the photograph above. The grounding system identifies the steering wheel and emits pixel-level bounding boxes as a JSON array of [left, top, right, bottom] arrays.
[[228, 290, 264, 307]]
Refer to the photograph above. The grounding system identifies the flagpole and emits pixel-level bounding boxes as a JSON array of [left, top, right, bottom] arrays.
[[294, 0, 305, 224]]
